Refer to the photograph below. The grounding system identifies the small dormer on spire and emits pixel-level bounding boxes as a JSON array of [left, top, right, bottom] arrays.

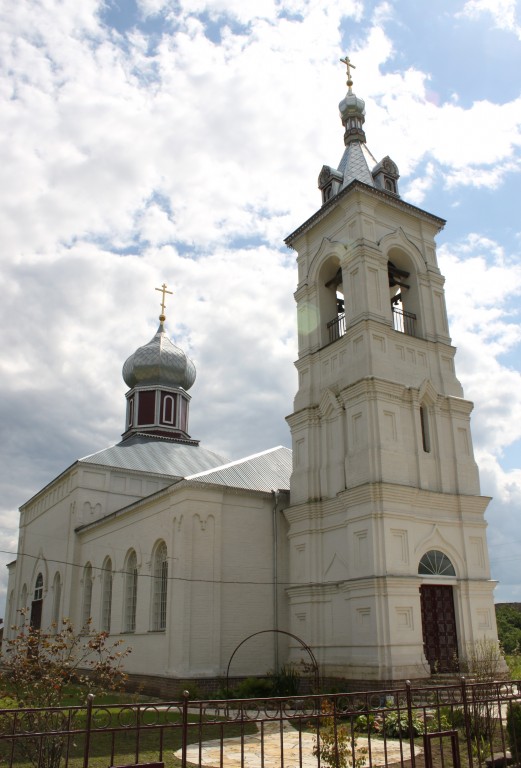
[[318, 56, 400, 204]]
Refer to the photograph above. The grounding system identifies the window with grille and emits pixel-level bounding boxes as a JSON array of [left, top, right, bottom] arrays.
[[418, 550, 456, 576], [101, 558, 113, 633], [34, 573, 43, 601], [152, 542, 168, 631], [82, 563, 93, 627], [124, 550, 138, 632]]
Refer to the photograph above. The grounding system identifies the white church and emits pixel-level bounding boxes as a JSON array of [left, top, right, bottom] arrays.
[[5, 61, 501, 692]]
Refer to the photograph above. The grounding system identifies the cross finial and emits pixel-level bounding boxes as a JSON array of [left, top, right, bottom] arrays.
[[340, 55, 356, 92], [155, 282, 173, 322]]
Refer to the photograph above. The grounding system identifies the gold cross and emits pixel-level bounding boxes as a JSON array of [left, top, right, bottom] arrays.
[[340, 55, 356, 89], [155, 283, 173, 320]]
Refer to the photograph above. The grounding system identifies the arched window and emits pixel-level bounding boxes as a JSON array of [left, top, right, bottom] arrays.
[[34, 573, 44, 601], [319, 257, 345, 345], [7, 589, 14, 629], [101, 558, 113, 633], [51, 572, 61, 631], [418, 550, 456, 577], [420, 405, 431, 453], [82, 563, 93, 627], [31, 573, 44, 629], [152, 542, 168, 631], [162, 395, 175, 425], [124, 550, 138, 632]]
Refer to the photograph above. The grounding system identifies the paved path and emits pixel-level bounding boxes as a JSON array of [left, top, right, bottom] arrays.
[[177, 721, 421, 767]]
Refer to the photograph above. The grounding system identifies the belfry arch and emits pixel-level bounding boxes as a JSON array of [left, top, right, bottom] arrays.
[[318, 255, 345, 346]]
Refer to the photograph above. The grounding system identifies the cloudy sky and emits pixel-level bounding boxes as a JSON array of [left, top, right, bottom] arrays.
[[1, 0, 521, 612]]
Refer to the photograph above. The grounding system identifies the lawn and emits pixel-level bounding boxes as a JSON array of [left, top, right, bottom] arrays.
[[0, 703, 257, 768]]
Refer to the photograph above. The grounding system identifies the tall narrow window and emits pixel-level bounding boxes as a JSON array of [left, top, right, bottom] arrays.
[[51, 572, 61, 632], [101, 558, 113, 633], [30, 573, 44, 630], [34, 573, 44, 600], [420, 405, 430, 453], [162, 395, 175, 424], [124, 550, 138, 632], [152, 542, 168, 631], [82, 563, 93, 627]]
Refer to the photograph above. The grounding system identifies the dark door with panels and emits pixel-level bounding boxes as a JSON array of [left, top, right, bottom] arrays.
[[420, 584, 458, 673]]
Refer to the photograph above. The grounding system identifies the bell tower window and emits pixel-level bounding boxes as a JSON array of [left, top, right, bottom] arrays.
[[388, 260, 417, 336], [323, 265, 345, 344]]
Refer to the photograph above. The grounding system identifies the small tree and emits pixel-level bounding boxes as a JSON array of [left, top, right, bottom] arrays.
[[313, 700, 368, 768], [0, 612, 131, 768]]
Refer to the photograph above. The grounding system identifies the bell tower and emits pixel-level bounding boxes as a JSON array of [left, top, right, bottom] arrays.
[[284, 59, 501, 683]]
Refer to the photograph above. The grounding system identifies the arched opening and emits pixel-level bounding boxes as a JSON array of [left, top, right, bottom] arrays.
[[388, 248, 420, 337], [30, 573, 44, 630], [101, 558, 113, 633], [419, 550, 458, 673], [82, 563, 93, 627], [318, 257, 345, 345], [151, 541, 168, 631], [51, 572, 61, 632], [124, 550, 138, 632]]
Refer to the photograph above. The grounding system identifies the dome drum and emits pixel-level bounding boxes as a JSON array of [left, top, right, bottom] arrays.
[[123, 386, 192, 442]]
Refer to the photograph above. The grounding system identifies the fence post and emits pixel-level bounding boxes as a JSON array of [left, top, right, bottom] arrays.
[[83, 693, 94, 768], [461, 677, 474, 768], [181, 690, 190, 768], [405, 680, 416, 768]]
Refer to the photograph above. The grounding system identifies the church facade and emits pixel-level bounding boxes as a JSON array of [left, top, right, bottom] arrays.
[[5, 63, 501, 689]]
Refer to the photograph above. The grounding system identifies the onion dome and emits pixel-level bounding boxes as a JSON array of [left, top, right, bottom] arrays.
[[339, 91, 367, 145], [122, 321, 196, 391], [317, 55, 400, 204]]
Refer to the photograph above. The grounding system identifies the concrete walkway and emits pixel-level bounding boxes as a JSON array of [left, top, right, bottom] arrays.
[[177, 720, 421, 767]]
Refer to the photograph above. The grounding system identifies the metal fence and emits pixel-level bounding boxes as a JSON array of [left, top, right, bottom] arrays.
[[0, 679, 521, 768]]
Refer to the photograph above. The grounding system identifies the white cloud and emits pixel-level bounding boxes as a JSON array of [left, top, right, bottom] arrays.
[[460, 0, 521, 39]]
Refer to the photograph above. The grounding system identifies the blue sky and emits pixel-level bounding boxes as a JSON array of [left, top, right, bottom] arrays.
[[0, 0, 521, 611]]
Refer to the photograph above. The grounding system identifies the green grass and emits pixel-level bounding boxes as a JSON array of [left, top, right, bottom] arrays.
[[0, 706, 256, 768]]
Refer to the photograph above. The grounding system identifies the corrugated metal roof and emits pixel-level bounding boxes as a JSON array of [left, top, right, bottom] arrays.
[[186, 446, 292, 492], [80, 435, 229, 477]]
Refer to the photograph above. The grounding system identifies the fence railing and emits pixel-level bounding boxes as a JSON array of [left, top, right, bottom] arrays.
[[327, 312, 346, 343], [392, 306, 417, 336], [0, 679, 520, 768]]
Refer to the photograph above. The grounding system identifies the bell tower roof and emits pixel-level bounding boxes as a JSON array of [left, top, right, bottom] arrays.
[[317, 56, 401, 204]]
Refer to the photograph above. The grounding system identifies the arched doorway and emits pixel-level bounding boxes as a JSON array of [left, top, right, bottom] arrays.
[[419, 550, 458, 673]]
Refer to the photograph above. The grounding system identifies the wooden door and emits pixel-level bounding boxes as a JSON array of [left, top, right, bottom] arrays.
[[420, 584, 458, 673]]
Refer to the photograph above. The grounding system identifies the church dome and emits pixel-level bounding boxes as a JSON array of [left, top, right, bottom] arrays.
[[338, 91, 366, 121], [122, 322, 196, 391]]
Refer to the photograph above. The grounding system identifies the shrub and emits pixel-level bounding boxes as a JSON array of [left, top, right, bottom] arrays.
[[382, 710, 425, 738], [234, 677, 274, 699], [507, 701, 521, 763], [0, 613, 131, 768], [313, 700, 368, 768], [268, 665, 301, 696]]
